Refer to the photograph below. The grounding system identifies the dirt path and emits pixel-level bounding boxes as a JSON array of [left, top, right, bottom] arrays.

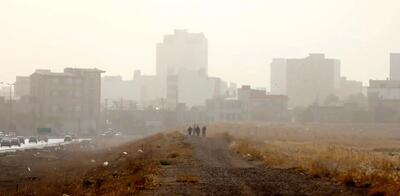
[[144, 135, 366, 196]]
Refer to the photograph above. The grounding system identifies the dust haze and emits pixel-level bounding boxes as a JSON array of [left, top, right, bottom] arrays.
[[0, 1, 400, 195]]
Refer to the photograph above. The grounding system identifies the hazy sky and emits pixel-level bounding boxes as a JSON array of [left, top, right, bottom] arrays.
[[1, 0, 400, 88]]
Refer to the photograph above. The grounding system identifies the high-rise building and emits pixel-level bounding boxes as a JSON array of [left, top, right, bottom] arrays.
[[270, 58, 287, 95], [390, 53, 400, 80], [286, 54, 340, 108], [156, 29, 208, 97]]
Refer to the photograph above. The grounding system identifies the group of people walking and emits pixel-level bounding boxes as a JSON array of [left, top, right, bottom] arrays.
[[187, 125, 207, 137]]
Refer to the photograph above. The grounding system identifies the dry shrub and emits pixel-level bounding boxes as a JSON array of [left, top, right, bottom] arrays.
[[160, 159, 172, 165], [221, 123, 400, 195]]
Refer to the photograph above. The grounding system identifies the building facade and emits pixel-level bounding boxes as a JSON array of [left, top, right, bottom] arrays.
[[286, 54, 340, 108], [390, 53, 400, 80], [14, 76, 30, 98], [238, 85, 288, 121], [156, 29, 208, 97], [206, 98, 243, 122], [270, 58, 287, 95], [335, 77, 363, 100], [367, 80, 400, 122], [30, 68, 104, 134]]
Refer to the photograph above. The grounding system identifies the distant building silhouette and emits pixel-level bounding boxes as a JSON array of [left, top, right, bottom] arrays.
[[285, 54, 340, 108], [270, 58, 287, 95], [367, 80, 400, 122], [14, 76, 30, 98], [156, 29, 208, 99], [101, 71, 162, 108], [335, 77, 363, 100], [237, 85, 288, 121], [166, 69, 225, 108], [390, 53, 400, 80]]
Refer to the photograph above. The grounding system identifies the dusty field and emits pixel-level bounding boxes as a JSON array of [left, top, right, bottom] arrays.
[[208, 123, 400, 196], [0, 127, 368, 196], [143, 135, 364, 195], [0, 135, 165, 195]]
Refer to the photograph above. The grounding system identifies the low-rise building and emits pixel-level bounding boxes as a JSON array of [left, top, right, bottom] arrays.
[[238, 85, 288, 121], [205, 85, 288, 123], [30, 68, 105, 134], [335, 77, 363, 100], [206, 98, 243, 122], [367, 80, 400, 122]]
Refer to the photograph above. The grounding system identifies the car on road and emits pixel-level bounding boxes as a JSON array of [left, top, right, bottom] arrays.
[[1, 139, 11, 148], [29, 136, 38, 144], [64, 135, 73, 142], [38, 136, 48, 143], [17, 136, 25, 144], [10, 138, 21, 147]]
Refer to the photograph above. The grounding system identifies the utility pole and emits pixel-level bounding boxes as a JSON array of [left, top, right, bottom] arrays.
[[104, 98, 108, 128], [9, 83, 12, 130]]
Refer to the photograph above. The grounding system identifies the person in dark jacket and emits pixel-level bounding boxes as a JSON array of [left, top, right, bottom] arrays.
[[196, 126, 201, 136], [202, 126, 207, 137], [187, 126, 193, 136]]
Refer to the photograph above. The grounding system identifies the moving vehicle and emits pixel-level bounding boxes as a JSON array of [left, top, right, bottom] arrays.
[[29, 136, 38, 144], [38, 136, 48, 143], [64, 135, 73, 142], [17, 136, 25, 144], [10, 138, 21, 147], [1, 139, 11, 148]]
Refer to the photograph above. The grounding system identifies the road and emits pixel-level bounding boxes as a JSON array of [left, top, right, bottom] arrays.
[[143, 135, 366, 196], [0, 138, 89, 153]]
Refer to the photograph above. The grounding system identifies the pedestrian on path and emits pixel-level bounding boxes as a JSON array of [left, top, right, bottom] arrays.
[[187, 126, 193, 136], [195, 125, 200, 136], [202, 126, 207, 137]]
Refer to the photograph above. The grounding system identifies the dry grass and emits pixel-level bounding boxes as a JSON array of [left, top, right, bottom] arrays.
[[1, 134, 167, 196], [176, 175, 200, 184], [211, 123, 400, 196]]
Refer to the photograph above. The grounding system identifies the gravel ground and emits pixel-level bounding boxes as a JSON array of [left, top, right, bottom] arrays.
[[144, 135, 367, 196]]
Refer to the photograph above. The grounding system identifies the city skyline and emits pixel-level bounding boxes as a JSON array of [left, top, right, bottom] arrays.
[[1, 0, 400, 88]]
